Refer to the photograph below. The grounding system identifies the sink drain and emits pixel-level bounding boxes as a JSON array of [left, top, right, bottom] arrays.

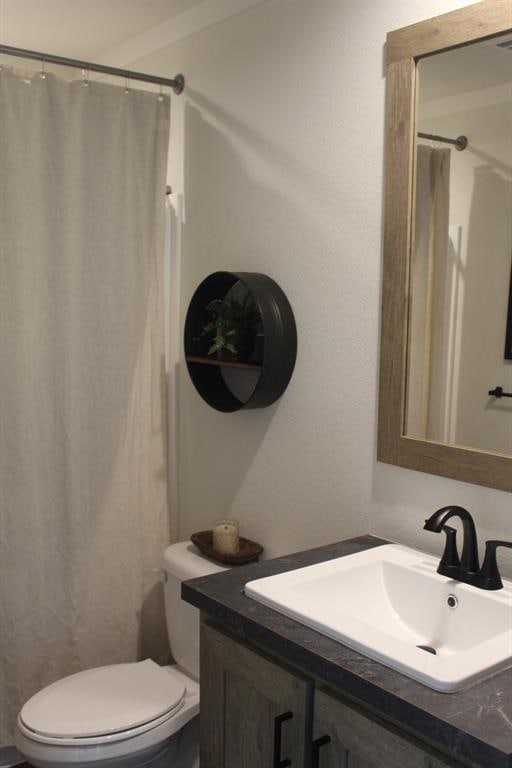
[[417, 645, 437, 655]]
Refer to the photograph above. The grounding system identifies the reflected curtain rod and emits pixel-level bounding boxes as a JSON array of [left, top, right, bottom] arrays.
[[417, 131, 467, 151], [0, 43, 185, 94]]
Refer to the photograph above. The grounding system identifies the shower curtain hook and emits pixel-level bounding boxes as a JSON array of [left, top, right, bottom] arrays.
[[124, 75, 130, 94], [39, 57, 46, 80], [158, 84, 164, 102], [82, 68, 89, 87]]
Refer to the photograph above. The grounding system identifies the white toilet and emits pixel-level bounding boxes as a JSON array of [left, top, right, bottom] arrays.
[[15, 542, 226, 768]]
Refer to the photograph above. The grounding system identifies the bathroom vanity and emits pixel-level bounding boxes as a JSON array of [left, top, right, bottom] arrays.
[[182, 536, 512, 768]]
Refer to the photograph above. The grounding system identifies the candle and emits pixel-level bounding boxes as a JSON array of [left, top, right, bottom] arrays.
[[213, 519, 240, 554]]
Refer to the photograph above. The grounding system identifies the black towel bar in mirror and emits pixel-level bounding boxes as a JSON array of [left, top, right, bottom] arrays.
[[488, 387, 512, 399]]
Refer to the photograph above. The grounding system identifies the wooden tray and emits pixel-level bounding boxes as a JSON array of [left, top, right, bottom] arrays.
[[191, 530, 264, 565]]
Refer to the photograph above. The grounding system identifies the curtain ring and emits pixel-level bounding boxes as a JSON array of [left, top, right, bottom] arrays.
[[124, 76, 130, 94], [158, 84, 164, 102], [40, 57, 46, 80], [82, 68, 89, 87]]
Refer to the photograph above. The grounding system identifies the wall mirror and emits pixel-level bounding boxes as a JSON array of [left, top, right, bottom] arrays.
[[378, 0, 512, 492]]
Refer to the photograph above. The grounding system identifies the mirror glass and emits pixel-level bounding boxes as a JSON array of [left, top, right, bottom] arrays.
[[405, 33, 512, 456]]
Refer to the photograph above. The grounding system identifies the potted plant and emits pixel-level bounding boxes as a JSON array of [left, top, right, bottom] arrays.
[[199, 292, 261, 360]]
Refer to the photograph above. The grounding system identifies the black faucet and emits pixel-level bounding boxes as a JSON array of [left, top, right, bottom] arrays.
[[424, 505, 479, 578], [424, 506, 512, 590]]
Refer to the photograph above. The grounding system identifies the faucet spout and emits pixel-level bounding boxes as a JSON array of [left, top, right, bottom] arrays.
[[424, 505, 479, 575]]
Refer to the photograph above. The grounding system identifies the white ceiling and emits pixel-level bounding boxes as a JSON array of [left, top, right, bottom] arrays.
[[0, 0, 204, 60]]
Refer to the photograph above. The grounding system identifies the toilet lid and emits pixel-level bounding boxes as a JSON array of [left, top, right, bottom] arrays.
[[20, 660, 186, 738]]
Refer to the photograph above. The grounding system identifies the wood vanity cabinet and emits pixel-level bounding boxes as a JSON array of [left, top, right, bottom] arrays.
[[200, 619, 464, 768], [200, 620, 312, 768]]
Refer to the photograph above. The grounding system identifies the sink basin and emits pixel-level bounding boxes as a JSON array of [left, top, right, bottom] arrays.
[[245, 544, 512, 691]]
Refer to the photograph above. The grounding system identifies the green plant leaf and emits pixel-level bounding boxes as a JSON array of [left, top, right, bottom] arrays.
[[199, 291, 261, 351]]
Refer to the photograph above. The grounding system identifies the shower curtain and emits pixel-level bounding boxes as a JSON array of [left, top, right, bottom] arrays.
[[408, 145, 451, 440], [0, 69, 171, 744]]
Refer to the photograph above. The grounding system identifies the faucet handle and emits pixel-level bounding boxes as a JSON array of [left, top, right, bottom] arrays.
[[439, 525, 460, 571], [479, 541, 512, 590]]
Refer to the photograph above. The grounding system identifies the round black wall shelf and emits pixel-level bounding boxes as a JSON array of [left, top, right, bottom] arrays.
[[184, 272, 297, 412]]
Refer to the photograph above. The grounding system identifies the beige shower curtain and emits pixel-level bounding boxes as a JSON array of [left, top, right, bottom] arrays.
[[407, 145, 451, 440], [0, 69, 171, 744]]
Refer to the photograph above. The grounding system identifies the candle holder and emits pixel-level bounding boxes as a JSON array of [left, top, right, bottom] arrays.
[[191, 530, 263, 565]]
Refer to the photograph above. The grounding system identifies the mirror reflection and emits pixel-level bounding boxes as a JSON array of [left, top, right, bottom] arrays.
[[406, 33, 512, 456]]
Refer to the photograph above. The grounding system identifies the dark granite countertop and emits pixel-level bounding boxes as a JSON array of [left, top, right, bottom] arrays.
[[182, 535, 512, 768]]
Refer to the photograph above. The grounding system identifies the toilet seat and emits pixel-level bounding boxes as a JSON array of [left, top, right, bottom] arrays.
[[19, 660, 185, 745], [18, 704, 183, 747], [16, 666, 200, 768]]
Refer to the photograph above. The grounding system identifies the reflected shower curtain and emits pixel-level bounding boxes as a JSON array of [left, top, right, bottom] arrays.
[[408, 146, 451, 440], [0, 70, 171, 744]]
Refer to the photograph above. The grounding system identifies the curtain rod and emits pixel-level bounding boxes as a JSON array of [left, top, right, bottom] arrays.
[[0, 43, 185, 94], [417, 131, 467, 151]]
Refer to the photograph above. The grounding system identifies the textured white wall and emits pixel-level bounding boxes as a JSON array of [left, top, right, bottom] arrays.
[[132, 0, 512, 572]]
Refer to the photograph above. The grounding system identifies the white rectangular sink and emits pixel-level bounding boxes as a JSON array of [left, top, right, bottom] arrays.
[[245, 544, 512, 691]]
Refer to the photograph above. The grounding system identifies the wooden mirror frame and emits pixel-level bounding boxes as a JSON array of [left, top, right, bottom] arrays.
[[378, 0, 512, 492]]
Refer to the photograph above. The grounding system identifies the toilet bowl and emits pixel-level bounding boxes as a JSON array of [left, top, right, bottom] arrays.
[[16, 663, 199, 768], [15, 542, 226, 768]]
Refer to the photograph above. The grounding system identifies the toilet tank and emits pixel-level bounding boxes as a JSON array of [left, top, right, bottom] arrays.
[[162, 541, 227, 680]]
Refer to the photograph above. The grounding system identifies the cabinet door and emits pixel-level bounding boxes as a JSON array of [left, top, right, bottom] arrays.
[[200, 619, 313, 768], [312, 687, 463, 768]]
